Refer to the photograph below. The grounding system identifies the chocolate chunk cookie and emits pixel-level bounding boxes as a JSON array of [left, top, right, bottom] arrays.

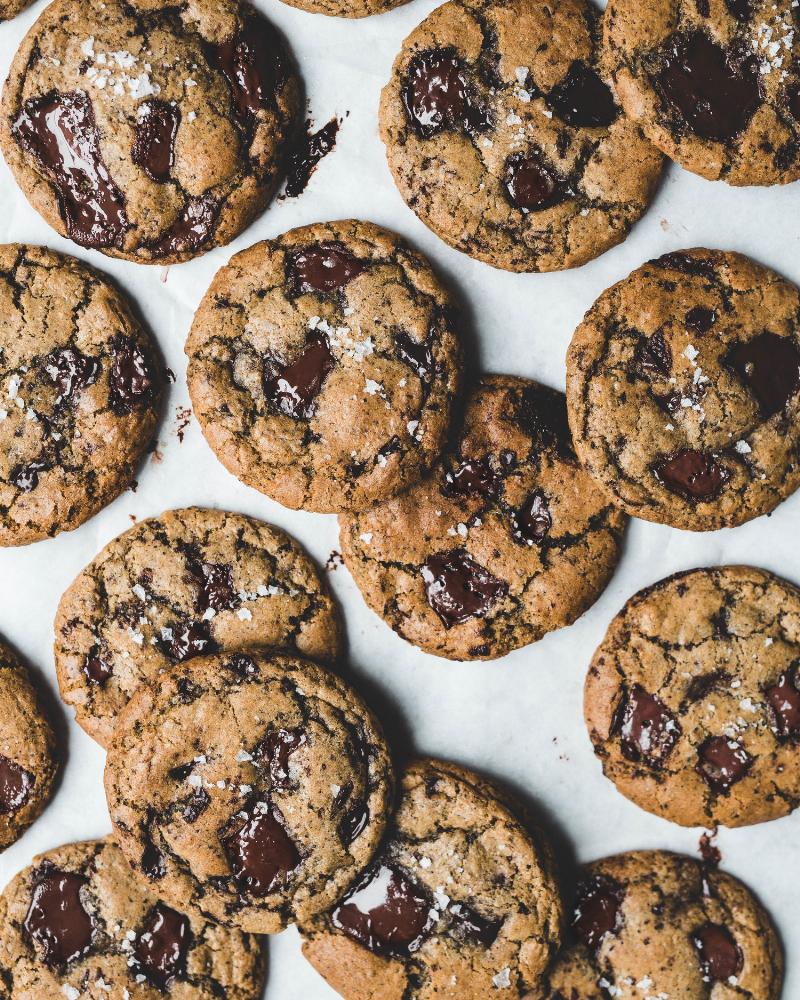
[[54, 507, 340, 749], [0, 838, 266, 998], [0, 245, 160, 546], [186, 221, 463, 513], [604, 0, 800, 185], [339, 375, 625, 660], [0, 0, 33, 22], [378, 0, 664, 272], [586, 565, 800, 829], [105, 650, 394, 934], [0, 0, 300, 264], [567, 249, 800, 531], [279, 0, 410, 18], [540, 850, 782, 999], [0, 641, 57, 850], [301, 758, 563, 999]]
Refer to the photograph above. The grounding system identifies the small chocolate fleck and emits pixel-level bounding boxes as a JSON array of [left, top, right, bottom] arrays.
[[84, 647, 112, 686], [11, 459, 49, 492], [448, 902, 502, 947], [161, 622, 213, 663], [396, 330, 434, 383]]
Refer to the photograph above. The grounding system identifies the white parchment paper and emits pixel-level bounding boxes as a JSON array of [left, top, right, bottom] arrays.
[[0, 0, 799, 996]]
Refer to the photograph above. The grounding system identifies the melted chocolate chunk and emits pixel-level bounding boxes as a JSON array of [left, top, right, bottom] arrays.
[[546, 61, 618, 128], [23, 868, 95, 966], [617, 685, 681, 767], [44, 347, 100, 401], [11, 459, 49, 492], [12, 91, 128, 249], [108, 336, 154, 414], [396, 330, 434, 382], [213, 16, 287, 123], [332, 864, 435, 956], [788, 82, 800, 121], [654, 31, 761, 142], [220, 800, 301, 896], [693, 923, 743, 981], [724, 331, 800, 417], [448, 902, 501, 947], [725, 0, 753, 20], [421, 549, 508, 628], [653, 449, 730, 501], [285, 118, 339, 198], [442, 458, 499, 500], [637, 330, 673, 377], [133, 904, 192, 990], [504, 152, 564, 212], [263, 330, 335, 420], [684, 670, 730, 705], [253, 727, 307, 790], [652, 251, 718, 280], [183, 787, 210, 823], [162, 621, 213, 662], [0, 754, 33, 815], [133, 101, 180, 183], [287, 244, 366, 295], [686, 306, 716, 332], [141, 837, 167, 880], [148, 194, 220, 258], [339, 798, 369, 846], [226, 653, 260, 680], [511, 490, 552, 545], [765, 668, 800, 738], [572, 876, 623, 951], [84, 647, 112, 686], [697, 736, 752, 793], [190, 561, 238, 614], [402, 48, 489, 139], [518, 383, 571, 449]]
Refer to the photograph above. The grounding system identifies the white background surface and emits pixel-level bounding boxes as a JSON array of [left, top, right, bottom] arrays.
[[0, 0, 799, 996]]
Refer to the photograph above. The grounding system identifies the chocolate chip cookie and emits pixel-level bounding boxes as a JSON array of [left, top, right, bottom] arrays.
[[378, 0, 664, 272], [540, 850, 782, 999], [105, 650, 394, 934], [0, 838, 266, 998], [186, 220, 463, 513], [0, 640, 57, 850], [604, 0, 800, 185], [0, 0, 33, 22], [54, 507, 340, 749], [279, 0, 410, 18], [340, 375, 625, 660], [0, 245, 160, 546], [301, 758, 563, 999], [585, 565, 800, 829], [0, 0, 300, 264], [567, 249, 800, 531]]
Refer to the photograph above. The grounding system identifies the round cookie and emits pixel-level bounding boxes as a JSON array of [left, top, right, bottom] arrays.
[[105, 650, 394, 934], [0, 838, 266, 998], [0, 0, 300, 264], [301, 758, 563, 1000], [279, 0, 410, 18], [604, 0, 800, 186], [0, 641, 57, 849], [378, 0, 664, 272], [586, 565, 800, 829], [186, 220, 463, 513], [0, 244, 160, 546], [339, 375, 626, 661], [539, 850, 782, 999], [567, 249, 800, 531], [0, 0, 33, 22], [54, 507, 340, 749]]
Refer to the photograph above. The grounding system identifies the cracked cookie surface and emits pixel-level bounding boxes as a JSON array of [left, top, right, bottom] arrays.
[[604, 0, 800, 185], [301, 758, 563, 1000], [339, 374, 625, 661], [378, 0, 664, 272], [539, 850, 782, 1000], [0, 838, 266, 999], [54, 506, 340, 749], [0, 244, 160, 546], [186, 220, 463, 513], [279, 0, 411, 18], [0, 0, 300, 264], [105, 650, 394, 934], [566, 249, 800, 531], [0, 0, 33, 22], [585, 565, 800, 829]]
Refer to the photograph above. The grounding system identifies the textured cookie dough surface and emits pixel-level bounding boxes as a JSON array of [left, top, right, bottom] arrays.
[[186, 220, 463, 512], [279, 0, 410, 18], [585, 565, 800, 829], [0, 0, 300, 264], [55, 507, 340, 749], [340, 375, 625, 660], [0, 0, 33, 22], [604, 0, 800, 185], [539, 850, 782, 1000], [379, 0, 664, 272], [105, 651, 394, 934], [0, 838, 266, 999], [0, 641, 57, 850], [0, 245, 160, 546], [567, 249, 800, 531], [301, 758, 563, 1000]]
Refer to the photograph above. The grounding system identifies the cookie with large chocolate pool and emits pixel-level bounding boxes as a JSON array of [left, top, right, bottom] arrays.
[[340, 375, 625, 661], [186, 220, 462, 512], [586, 565, 800, 828], [55, 507, 340, 749], [604, 0, 800, 185], [567, 249, 800, 531], [0, 245, 160, 546], [0, 838, 266, 998], [0, 0, 300, 264], [301, 758, 563, 999], [105, 650, 394, 934], [379, 0, 664, 272], [540, 851, 782, 999]]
